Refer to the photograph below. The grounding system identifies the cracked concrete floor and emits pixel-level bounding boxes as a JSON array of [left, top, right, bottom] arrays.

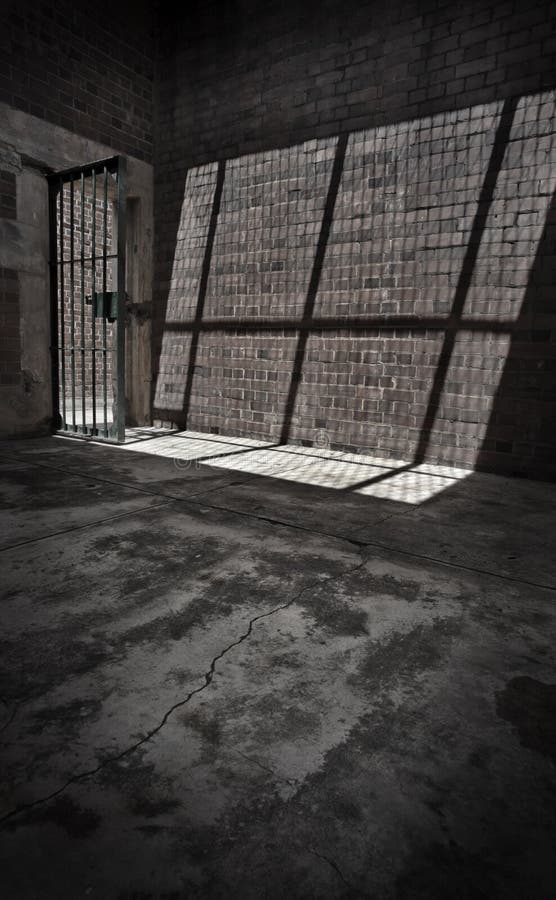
[[0, 434, 555, 900]]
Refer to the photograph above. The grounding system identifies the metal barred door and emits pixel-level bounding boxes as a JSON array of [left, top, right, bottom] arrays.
[[48, 157, 126, 442]]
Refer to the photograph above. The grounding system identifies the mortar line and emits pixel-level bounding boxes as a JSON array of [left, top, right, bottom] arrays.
[[0, 450, 554, 592], [0, 557, 367, 828]]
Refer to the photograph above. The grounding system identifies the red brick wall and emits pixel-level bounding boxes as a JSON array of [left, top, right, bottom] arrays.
[[153, 0, 556, 478]]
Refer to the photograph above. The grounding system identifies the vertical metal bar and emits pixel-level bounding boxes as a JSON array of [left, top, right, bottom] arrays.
[[80, 171, 86, 432], [91, 169, 97, 435], [58, 178, 66, 427], [102, 166, 108, 437], [48, 179, 60, 431], [69, 178, 76, 430], [115, 157, 127, 442]]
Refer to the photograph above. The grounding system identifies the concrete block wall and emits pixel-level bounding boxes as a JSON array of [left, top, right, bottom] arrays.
[[153, 0, 556, 478]]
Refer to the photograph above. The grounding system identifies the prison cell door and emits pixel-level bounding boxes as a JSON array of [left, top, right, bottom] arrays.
[[47, 156, 126, 442]]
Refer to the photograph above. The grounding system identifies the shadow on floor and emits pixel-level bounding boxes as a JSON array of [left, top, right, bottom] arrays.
[[0, 434, 555, 899]]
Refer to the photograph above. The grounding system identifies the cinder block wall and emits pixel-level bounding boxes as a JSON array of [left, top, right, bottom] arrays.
[[154, 0, 556, 478]]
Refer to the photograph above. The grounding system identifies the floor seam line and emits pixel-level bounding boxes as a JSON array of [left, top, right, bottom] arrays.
[[349, 502, 421, 535], [0, 500, 172, 553], [357, 536, 556, 593], [0, 451, 365, 546], [181, 495, 556, 592], [2, 449, 554, 592], [185, 494, 366, 546], [0, 450, 175, 501], [0, 450, 261, 506], [181, 473, 261, 500]]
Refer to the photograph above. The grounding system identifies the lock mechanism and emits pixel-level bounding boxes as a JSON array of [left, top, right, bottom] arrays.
[[85, 291, 121, 322]]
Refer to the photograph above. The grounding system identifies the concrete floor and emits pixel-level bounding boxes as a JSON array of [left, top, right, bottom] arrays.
[[0, 432, 555, 900]]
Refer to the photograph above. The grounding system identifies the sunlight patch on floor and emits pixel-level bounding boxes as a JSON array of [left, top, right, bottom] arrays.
[[120, 429, 470, 504]]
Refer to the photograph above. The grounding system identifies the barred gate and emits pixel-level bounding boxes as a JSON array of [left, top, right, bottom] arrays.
[[48, 156, 126, 442]]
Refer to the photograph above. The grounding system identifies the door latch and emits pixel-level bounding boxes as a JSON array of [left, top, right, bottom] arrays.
[[85, 291, 121, 322]]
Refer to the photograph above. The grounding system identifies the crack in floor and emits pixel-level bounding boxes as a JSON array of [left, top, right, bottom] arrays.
[[234, 748, 300, 789], [0, 677, 54, 739], [308, 846, 371, 898], [0, 700, 23, 737], [0, 554, 368, 828]]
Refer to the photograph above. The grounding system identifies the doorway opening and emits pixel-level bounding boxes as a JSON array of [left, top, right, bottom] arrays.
[[47, 156, 127, 442]]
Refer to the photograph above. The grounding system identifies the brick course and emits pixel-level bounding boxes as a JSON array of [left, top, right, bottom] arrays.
[[154, 0, 556, 478]]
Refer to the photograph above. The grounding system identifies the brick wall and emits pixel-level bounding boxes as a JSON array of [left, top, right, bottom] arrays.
[[0, 268, 20, 388], [153, 0, 556, 478], [0, 0, 154, 162]]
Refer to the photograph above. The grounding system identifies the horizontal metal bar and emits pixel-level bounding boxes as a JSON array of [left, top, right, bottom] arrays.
[[47, 155, 120, 183], [55, 427, 121, 443], [57, 254, 118, 265], [51, 346, 110, 352]]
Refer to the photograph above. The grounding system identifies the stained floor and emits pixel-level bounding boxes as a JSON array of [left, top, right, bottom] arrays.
[[0, 432, 555, 899]]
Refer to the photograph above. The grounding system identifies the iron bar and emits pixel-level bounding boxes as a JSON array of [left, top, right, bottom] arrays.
[[69, 178, 76, 431], [80, 171, 86, 431], [102, 165, 108, 437], [115, 158, 127, 442], [58, 178, 66, 424], [91, 169, 97, 435], [48, 180, 60, 430], [57, 254, 118, 265]]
